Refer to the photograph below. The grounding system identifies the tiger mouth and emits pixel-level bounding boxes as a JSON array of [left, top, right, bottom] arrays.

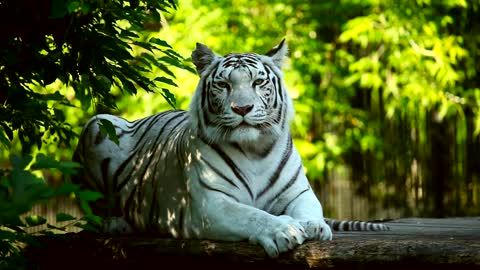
[[238, 121, 252, 128], [235, 121, 267, 130]]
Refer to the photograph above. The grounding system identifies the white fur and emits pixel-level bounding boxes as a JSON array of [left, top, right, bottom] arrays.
[[74, 41, 332, 258]]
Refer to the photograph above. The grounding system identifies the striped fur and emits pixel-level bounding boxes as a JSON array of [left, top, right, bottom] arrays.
[[73, 40, 388, 258]]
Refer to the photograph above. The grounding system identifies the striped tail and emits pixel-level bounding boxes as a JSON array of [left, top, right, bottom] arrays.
[[325, 218, 390, 231]]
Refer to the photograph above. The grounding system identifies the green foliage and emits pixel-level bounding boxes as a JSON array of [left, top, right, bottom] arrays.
[[0, 0, 184, 151], [0, 0, 190, 266], [0, 0, 478, 257], [0, 154, 102, 265], [98, 118, 120, 145]]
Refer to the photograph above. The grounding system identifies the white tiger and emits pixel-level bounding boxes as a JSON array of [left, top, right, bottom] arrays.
[[73, 40, 388, 258]]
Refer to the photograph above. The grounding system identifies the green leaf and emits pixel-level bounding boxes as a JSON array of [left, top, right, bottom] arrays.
[[0, 126, 11, 148], [47, 223, 66, 231], [75, 75, 92, 111], [77, 190, 103, 202], [96, 75, 112, 92], [0, 230, 18, 241], [98, 119, 119, 145], [81, 214, 102, 225], [0, 123, 13, 140], [149, 38, 172, 48], [54, 183, 80, 196], [32, 153, 57, 170], [161, 88, 176, 109], [119, 30, 139, 39], [154, 77, 178, 87], [32, 153, 81, 175], [133, 41, 155, 52], [25, 215, 47, 227], [79, 200, 92, 215], [56, 213, 77, 222], [118, 76, 138, 95], [74, 222, 98, 232]]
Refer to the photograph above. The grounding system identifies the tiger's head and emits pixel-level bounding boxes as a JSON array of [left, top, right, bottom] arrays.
[[189, 40, 294, 148]]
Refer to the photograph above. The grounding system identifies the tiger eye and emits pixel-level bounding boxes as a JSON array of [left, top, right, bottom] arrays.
[[217, 81, 229, 89], [253, 78, 265, 86]]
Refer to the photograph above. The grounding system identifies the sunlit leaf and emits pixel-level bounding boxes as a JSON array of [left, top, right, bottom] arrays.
[[154, 77, 178, 87], [161, 88, 177, 109], [149, 38, 172, 48]]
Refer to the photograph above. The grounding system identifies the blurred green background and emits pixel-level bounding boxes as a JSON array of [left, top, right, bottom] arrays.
[[1, 0, 479, 221]]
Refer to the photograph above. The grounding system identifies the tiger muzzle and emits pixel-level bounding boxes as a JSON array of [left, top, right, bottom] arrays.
[[231, 104, 254, 116]]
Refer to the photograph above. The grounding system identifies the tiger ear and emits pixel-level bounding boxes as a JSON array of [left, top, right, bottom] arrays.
[[265, 39, 288, 69], [192, 43, 217, 76]]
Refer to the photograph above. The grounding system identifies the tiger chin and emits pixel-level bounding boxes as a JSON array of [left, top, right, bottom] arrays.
[[73, 40, 388, 258]]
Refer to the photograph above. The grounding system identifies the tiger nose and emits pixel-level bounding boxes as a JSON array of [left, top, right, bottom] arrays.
[[231, 104, 254, 116]]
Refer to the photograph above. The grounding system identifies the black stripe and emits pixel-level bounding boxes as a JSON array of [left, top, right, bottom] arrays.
[[265, 164, 302, 211], [201, 156, 240, 190], [276, 76, 284, 103], [130, 113, 159, 137], [135, 113, 188, 211], [196, 107, 210, 144], [94, 130, 105, 145], [265, 65, 283, 102], [113, 151, 138, 191], [175, 127, 190, 166], [124, 184, 137, 226], [272, 88, 278, 109], [122, 118, 149, 135], [116, 153, 139, 192], [207, 91, 217, 115], [257, 135, 293, 198], [279, 187, 310, 215], [201, 77, 208, 110], [201, 63, 220, 126], [332, 220, 340, 231], [210, 143, 254, 200], [101, 157, 111, 194], [178, 206, 185, 236], [254, 139, 275, 159], [148, 177, 160, 230], [231, 143, 246, 156], [342, 222, 350, 231], [133, 111, 174, 143], [198, 178, 240, 202], [281, 105, 288, 130], [82, 166, 103, 192], [242, 58, 259, 65], [354, 221, 362, 230]]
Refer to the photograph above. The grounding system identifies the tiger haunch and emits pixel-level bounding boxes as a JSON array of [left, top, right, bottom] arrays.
[[73, 40, 388, 258]]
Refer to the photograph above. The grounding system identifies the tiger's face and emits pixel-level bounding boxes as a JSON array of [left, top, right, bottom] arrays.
[[190, 40, 293, 147]]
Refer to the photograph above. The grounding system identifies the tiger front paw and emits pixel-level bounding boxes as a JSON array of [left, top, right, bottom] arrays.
[[300, 219, 332, 240], [249, 215, 307, 258]]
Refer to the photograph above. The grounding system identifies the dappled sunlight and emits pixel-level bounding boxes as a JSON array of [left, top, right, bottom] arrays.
[[167, 209, 178, 237], [14, 2, 480, 240]]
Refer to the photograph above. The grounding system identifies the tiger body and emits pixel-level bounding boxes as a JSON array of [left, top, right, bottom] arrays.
[[74, 41, 387, 257]]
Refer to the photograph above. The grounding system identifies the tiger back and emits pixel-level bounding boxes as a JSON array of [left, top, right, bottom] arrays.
[[73, 40, 387, 258]]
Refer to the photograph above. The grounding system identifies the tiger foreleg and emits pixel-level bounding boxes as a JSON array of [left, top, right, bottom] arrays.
[[283, 187, 333, 241], [190, 193, 307, 258]]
